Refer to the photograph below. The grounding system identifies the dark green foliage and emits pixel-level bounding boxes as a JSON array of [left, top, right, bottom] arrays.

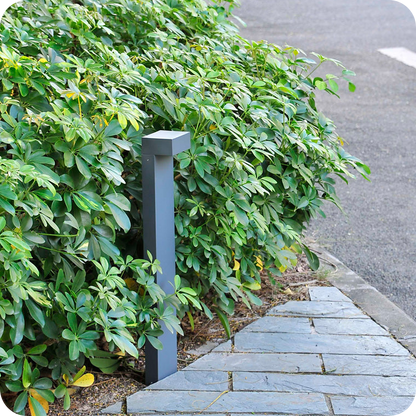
[[0, 0, 369, 412]]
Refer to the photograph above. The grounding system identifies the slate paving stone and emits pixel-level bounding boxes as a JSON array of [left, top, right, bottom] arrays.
[[211, 339, 232, 352], [127, 390, 329, 414], [100, 401, 122, 414], [187, 341, 221, 356], [313, 318, 389, 335], [241, 317, 312, 333], [267, 301, 368, 318], [234, 332, 410, 355], [322, 354, 416, 376], [127, 390, 221, 413], [330, 396, 415, 415], [233, 372, 416, 396], [146, 370, 229, 391], [309, 287, 352, 302], [206, 391, 329, 414], [184, 352, 322, 373], [116, 287, 416, 416]]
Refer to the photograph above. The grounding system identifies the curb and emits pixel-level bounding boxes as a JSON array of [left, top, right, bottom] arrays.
[[311, 243, 416, 356]]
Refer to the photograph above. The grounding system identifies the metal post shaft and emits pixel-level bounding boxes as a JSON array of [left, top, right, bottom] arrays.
[[142, 130, 190, 384]]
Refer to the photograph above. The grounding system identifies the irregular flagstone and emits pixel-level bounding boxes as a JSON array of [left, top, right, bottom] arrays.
[[184, 352, 322, 373], [241, 316, 312, 333], [309, 286, 352, 302], [234, 332, 410, 355], [267, 301, 368, 318], [313, 318, 389, 335], [100, 401, 122, 414], [187, 340, 222, 356], [127, 390, 222, 413], [330, 396, 415, 415], [207, 391, 329, 414], [146, 370, 228, 391], [233, 372, 416, 396], [322, 354, 416, 376]]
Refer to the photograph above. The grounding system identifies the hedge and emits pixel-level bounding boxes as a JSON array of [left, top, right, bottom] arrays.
[[0, 0, 369, 414]]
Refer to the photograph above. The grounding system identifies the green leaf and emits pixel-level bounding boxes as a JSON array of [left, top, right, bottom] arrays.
[[22, 359, 32, 389], [69, 340, 80, 360], [233, 206, 249, 226], [14, 391, 28, 413], [315, 80, 327, 90], [6, 380, 23, 392], [147, 335, 163, 350], [63, 390, 71, 410], [54, 384, 67, 399], [0, 197, 15, 214], [104, 121, 122, 138], [4, 236, 31, 251], [112, 334, 138, 357], [104, 193, 131, 211], [75, 156, 92, 179], [27, 344, 47, 356], [213, 307, 231, 339], [328, 79, 339, 92], [62, 329, 76, 341], [33, 378, 52, 389], [26, 300, 45, 326], [0, 184, 17, 200], [106, 202, 131, 233], [302, 245, 320, 271]]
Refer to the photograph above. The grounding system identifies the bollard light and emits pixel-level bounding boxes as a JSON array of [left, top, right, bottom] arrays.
[[142, 130, 191, 384]]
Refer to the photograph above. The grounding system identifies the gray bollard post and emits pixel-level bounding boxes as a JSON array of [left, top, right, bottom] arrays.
[[142, 130, 191, 385]]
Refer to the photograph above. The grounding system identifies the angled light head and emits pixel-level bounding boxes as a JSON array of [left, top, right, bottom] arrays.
[[142, 130, 191, 156]]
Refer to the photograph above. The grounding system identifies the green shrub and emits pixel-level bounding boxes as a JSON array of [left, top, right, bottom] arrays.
[[0, 0, 369, 413]]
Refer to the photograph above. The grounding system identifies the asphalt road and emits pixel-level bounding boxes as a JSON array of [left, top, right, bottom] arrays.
[[237, 0, 416, 319]]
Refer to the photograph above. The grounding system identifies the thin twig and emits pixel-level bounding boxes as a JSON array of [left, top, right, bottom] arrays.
[[289, 279, 319, 287], [195, 390, 228, 414], [92, 378, 116, 387]]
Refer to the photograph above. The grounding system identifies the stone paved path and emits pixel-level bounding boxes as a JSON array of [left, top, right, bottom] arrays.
[[103, 287, 416, 416]]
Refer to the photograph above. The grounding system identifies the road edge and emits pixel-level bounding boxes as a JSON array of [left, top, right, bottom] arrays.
[[310, 243, 416, 356]]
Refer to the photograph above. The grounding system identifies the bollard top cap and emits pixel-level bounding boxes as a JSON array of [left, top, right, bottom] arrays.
[[142, 130, 191, 156]]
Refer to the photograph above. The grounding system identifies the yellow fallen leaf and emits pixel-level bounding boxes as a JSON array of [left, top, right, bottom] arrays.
[[282, 287, 293, 295], [71, 373, 94, 387], [232, 259, 240, 271], [29, 389, 49, 414]]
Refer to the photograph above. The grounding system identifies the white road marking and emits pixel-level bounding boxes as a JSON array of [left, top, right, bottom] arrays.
[[378, 47, 416, 69]]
